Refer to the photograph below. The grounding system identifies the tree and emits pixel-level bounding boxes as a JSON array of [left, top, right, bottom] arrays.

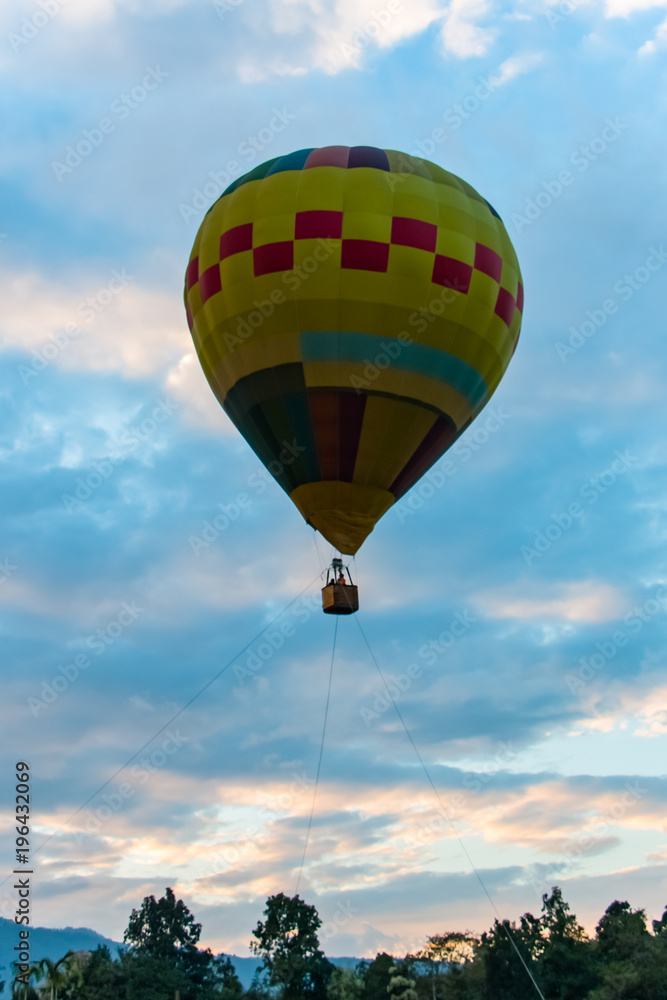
[[327, 967, 363, 1000], [11, 983, 38, 1000], [652, 906, 667, 937], [423, 933, 478, 968], [595, 900, 650, 962], [477, 917, 542, 1000], [122, 952, 188, 1000], [245, 967, 273, 1000], [537, 888, 596, 999], [58, 952, 87, 1000], [125, 886, 202, 958], [124, 887, 217, 998], [358, 954, 395, 1000], [387, 966, 417, 1000], [205, 955, 244, 1000], [587, 900, 667, 1000], [250, 893, 334, 1000], [31, 953, 77, 1000], [76, 945, 126, 1000], [416, 933, 478, 1000]]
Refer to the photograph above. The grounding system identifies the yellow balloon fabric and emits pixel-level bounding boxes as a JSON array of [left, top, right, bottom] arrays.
[[185, 146, 523, 554]]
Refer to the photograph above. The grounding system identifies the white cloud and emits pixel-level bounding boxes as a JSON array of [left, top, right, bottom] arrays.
[[239, 0, 446, 78], [475, 579, 627, 623], [597, 0, 667, 51], [165, 352, 231, 430], [577, 674, 667, 738], [0, 267, 186, 374], [134, 544, 321, 621], [638, 11, 667, 51], [603, 0, 666, 16], [0, 267, 227, 429], [2, 0, 189, 29], [491, 49, 544, 86], [0, 524, 318, 629], [440, 0, 497, 57]]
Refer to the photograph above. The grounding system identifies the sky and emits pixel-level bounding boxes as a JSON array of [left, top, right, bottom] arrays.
[[1, 0, 667, 967]]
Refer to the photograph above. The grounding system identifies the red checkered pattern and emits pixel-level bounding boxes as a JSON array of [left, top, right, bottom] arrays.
[[185, 257, 199, 291], [295, 210, 343, 239], [220, 223, 253, 260], [494, 287, 515, 326], [191, 215, 522, 327], [474, 243, 502, 282], [391, 216, 437, 253], [432, 255, 472, 294], [199, 263, 222, 302], [254, 241, 294, 277], [341, 239, 390, 272]]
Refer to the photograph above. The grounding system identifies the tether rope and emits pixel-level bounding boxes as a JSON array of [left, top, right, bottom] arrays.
[[295, 615, 339, 893], [26, 573, 323, 865], [355, 615, 546, 1000], [311, 528, 330, 577]]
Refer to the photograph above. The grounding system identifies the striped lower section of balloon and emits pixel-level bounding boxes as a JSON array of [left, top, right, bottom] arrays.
[[221, 360, 464, 551]]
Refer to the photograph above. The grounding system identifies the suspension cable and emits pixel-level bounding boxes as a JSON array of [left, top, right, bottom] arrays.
[[355, 615, 546, 1000], [295, 616, 339, 893], [28, 573, 323, 865]]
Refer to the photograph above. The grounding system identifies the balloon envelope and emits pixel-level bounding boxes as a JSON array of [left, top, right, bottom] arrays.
[[185, 146, 523, 554]]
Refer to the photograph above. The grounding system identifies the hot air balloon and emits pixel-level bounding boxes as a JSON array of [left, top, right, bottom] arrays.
[[184, 146, 523, 610]]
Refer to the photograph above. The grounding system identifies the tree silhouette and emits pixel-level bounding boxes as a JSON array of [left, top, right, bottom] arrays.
[[31, 953, 76, 1000], [124, 886, 202, 958], [250, 893, 333, 1000]]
